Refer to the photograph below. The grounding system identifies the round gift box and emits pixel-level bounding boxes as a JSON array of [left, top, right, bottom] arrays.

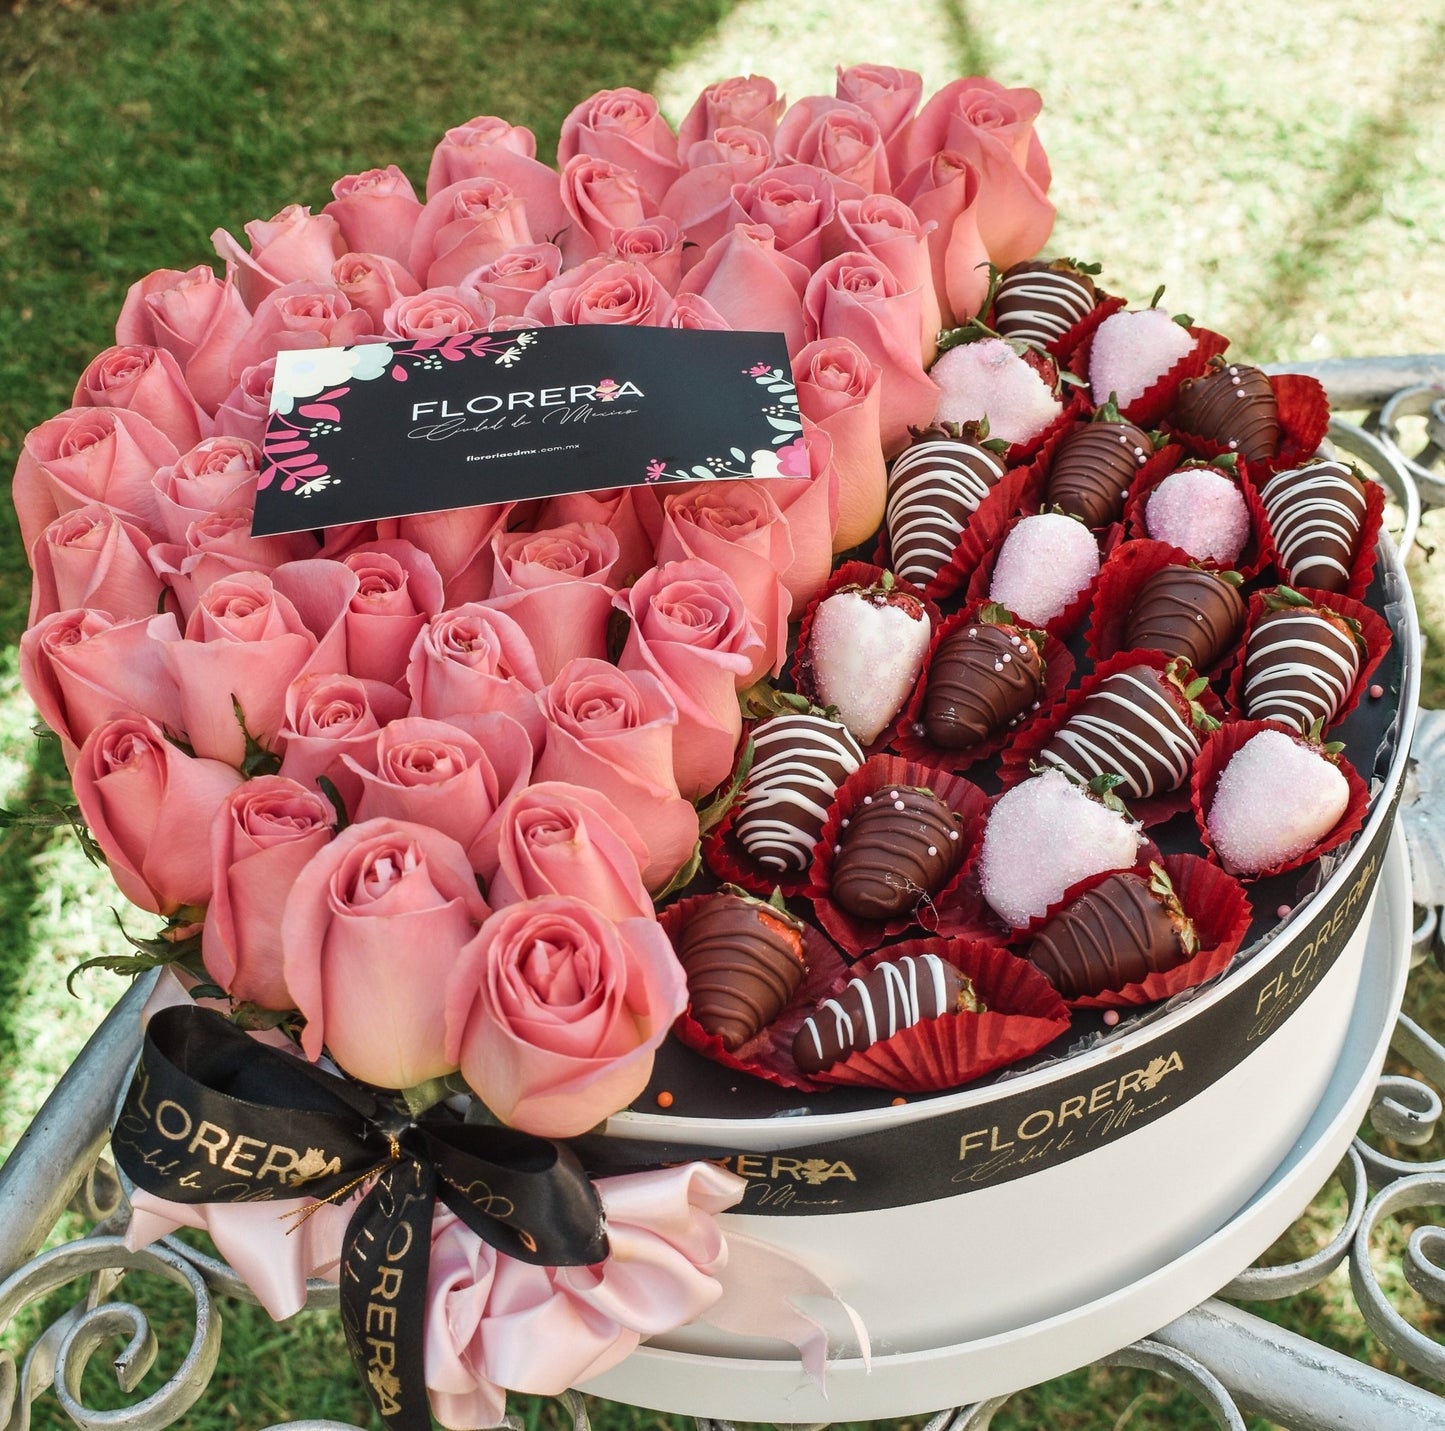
[[582, 535, 1420, 1421]]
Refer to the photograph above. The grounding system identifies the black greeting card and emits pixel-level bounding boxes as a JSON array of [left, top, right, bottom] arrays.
[[252, 326, 803, 535]]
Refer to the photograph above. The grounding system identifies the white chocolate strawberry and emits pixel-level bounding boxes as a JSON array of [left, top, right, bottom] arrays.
[[808, 581, 931, 745], [931, 337, 1063, 445], [1089, 307, 1196, 406], [1206, 729, 1350, 874]]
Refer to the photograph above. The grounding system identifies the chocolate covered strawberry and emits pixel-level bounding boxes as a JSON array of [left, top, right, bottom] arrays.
[[991, 257, 1101, 348], [1123, 565, 1246, 671], [1089, 296, 1196, 407], [923, 604, 1046, 748], [929, 330, 1066, 446], [1257, 457, 1369, 594], [1045, 399, 1158, 527], [1241, 586, 1365, 732], [807, 575, 931, 744], [1038, 657, 1219, 800], [1173, 357, 1279, 465]]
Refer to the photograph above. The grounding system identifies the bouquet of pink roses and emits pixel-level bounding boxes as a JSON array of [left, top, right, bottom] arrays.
[[13, 65, 1052, 1429]]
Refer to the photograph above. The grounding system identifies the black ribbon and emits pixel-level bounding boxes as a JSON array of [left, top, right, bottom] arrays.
[[112, 1006, 608, 1431]]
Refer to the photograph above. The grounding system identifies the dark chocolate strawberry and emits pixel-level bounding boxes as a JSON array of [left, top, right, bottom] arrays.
[[831, 784, 965, 921], [991, 257, 1100, 347], [1025, 863, 1198, 999], [1173, 357, 1279, 465], [1257, 458, 1369, 594], [923, 604, 1046, 748], [1037, 658, 1218, 800], [1241, 586, 1365, 732], [1123, 565, 1246, 671], [1045, 400, 1158, 527]]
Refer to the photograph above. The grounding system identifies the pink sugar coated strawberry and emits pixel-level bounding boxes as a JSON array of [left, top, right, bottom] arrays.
[[1207, 729, 1350, 874], [1089, 307, 1196, 406], [988, 512, 1099, 626], [931, 337, 1063, 445], [1144, 466, 1251, 565]]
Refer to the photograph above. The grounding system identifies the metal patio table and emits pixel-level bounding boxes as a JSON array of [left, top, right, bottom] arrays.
[[3, 355, 1445, 1431]]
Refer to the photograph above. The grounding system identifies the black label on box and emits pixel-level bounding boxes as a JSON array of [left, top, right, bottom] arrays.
[[252, 327, 801, 535]]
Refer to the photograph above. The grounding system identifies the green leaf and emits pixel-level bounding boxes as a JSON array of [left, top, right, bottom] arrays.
[[232, 696, 282, 778], [652, 843, 703, 904], [316, 775, 350, 832], [402, 1075, 453, 1117], [696, 738, 754, 836]]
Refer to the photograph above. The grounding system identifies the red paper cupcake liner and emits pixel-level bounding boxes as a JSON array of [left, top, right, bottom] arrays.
[[1122, 457, 1268, 581], [998, 646, 1226, 827], [1224, 584, 1393, 731], [1166, 370, 1332, 476], [660, 892, 848, 1094], [1011, 853, 1253, 1011], [1244, 463, 1386, 605], [1045, 292, 1127, 367], [891, 600, 1076, 773], [1085, 537, 1247, 683], [1072, 325, 1231, 430], [789, 560, 940, 756], [806, 938, 1071, 1092], [1190, 718, 1369, 880], [805, 754, 991, 957], [961, 507, 1113, 642]]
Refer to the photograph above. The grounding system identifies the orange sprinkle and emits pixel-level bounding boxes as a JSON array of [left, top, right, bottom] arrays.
[[655, 1090, 675, 1109], [891, 1096, 907, 1106]]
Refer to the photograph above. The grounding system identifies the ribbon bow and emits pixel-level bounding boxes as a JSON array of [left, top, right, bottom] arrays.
[[112, 1005, 608, 1430]]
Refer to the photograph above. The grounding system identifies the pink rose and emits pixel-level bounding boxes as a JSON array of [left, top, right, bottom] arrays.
[[460, 242, 563, 319], [114, 263, 252, 414], [482, 780, 651, 920], [792, 337, 887, 550], [649, 480, 794, 677], [227, 282, 374, 386], [332, 251, 423, 328], [533, 486, 654, 586], [894, 150, 991, 327], [408, 178, 535, 288], [338, 541, 444, 686], [283, 818, 491, 1089], [661, 127, 772, 267], [419, 141, 574, 263], [13, 407, 173, 554], [73, 345, 210, 453], [151, 435, 277, 544], [803, 251, 939, 456], [728, 164, 856, 272], [445, 894, 686, 1136], [322, 165, 424, 266], [213, 359, 277, 447], [669, 292, 733, 330], [826, 193, 942, 365], [28, 503, 165, 627], [774, 97, 891, 192], [766, 422, 841, 606], [533, 659, 698, 890], [676, 225, 808, 352], [211, 204, 347, 310], [277, 671, 410, 813], [163, 562, 356, 766], [836, 64, 923, 162], [425, 116, 540, 197], [344, 713, 533, 869], [558, 87, 681, 206], [20, 609, 183, 765], [676, 74, 785, 150], [149, 509, 313, 623], [487, 522, 620, 681], [73, 714, 244, 915], [617, 558, 763, 797], [524, 256, 676, 329], [389, 503, 512, 605], [202, 775, 337, 1009], [558, 155, 655, 258], [382, 285, 494, 340], [899, 77, 1054, 270], [407, 602, 546, 748], [607, 217, 685, 292]]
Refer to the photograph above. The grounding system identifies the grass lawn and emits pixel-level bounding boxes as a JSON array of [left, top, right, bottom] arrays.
[[2, 1, 1444, 1427]]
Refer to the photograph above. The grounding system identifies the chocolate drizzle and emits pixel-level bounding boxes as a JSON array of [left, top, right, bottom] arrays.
[[1242, 602, 1362, 732], [793, 952, 978, 1073], [1038, 664, 1204, 799], [1258, 459, 1367, 594], [831, 785, 965, 921], [924, 619, 1044, 748], [1173, 361, 1280, 464], [676, 893, 807, 1051], [1025, 871, 1192, 999], [1123, 566, 1245, 671], [991, 260, 1097, 347], [735, 713, 865, 873], [885, 436, 1006, 589], [1046, 419, 1153, 527]]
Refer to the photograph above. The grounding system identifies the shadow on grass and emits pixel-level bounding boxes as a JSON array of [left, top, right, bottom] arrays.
[[938, 0, 995, 79], [1232, 12, 1445, 358]]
